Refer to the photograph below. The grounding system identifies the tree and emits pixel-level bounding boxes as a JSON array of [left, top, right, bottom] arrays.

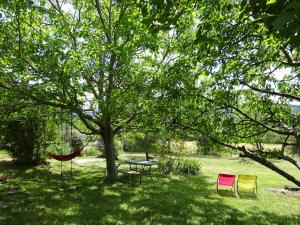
[[167, 0, 300, 186], [242, 0, 300, 48], [0, 0, 141, 181], [0, 0, 195, 182]]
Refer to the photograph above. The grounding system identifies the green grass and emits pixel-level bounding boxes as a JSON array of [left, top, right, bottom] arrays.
[[0, 151, 299, 225], [0, 150, 10, 159]]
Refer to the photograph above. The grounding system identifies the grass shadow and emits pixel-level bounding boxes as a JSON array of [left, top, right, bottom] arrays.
[[0, 160, 299, 225], [216, 189, 236, 198], [237, 191, 258, 199]]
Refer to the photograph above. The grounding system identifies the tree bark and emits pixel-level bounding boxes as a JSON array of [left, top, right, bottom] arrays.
[[240, 146, 300, 187], [102, 122, 117, 183]]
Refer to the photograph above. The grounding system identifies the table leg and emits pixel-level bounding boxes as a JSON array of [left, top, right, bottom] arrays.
[[149, 166, 153, 180], [141, 165, 145, 175]]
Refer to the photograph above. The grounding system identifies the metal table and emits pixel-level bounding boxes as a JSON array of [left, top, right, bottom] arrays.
[[125, 160, 157, 180]]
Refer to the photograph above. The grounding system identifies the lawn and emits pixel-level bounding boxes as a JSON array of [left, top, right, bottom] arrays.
[[0, 151, 299, 225]]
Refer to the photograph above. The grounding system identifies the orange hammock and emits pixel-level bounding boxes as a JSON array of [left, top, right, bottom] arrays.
[[47, 145, 87, 161]]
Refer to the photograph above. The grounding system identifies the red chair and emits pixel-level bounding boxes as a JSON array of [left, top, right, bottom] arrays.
[[216, 173, 236, 195]]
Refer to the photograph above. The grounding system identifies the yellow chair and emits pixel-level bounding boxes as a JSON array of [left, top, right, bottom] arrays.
[[237, 175, 258, 196]]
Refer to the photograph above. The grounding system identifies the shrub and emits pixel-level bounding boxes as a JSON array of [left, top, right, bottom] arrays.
[[3, 119, 47, 165], [158, 156, 178, 175], [158, 157, 202, 176], [176, 159, 201, 175], [83, 148, 100, 156]]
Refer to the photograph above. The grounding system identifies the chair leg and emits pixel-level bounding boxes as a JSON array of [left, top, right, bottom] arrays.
[[253, 188, 258, 197], [256, 183, 258, 196]]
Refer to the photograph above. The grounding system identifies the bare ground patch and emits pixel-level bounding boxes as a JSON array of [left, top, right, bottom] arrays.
[[73, 158, 105, 164], [267, 186, 300, 197]]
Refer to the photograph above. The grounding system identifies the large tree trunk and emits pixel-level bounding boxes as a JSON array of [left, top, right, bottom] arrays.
[[102, 122, 117, 183], [240, 146, 300, 187]]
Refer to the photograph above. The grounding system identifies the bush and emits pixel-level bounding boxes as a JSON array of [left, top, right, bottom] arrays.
[[158, 157, 202, 176], [83, 148, 100, 156], [158, 156, 178, 175], [176, 159, 201, 175], [3, 119, 47, 165]]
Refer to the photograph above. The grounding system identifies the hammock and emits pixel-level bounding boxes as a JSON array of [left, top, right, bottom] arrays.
[[47, 145, 87, 161]]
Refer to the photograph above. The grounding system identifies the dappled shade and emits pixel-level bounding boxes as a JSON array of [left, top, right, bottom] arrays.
[[0, 156, 300, 225]]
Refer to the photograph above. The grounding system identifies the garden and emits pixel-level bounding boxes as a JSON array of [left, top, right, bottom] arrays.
[[0, 0, 300, 224]]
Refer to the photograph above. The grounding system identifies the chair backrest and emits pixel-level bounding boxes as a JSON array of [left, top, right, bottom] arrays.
[[217, 173, 236, 186], [237, 175, 257, 188]]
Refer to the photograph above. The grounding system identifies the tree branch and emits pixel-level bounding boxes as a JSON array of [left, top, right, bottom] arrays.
[[195, 94, 296, 136], [113, 110, 139, 134], [281, 48, 300, 67], [76, 111, 102, 135], [0, 82, 103, 135], [240, 80, 300, 102], [95, 0, 111, 43], [228, 104, 296, 136], [73, 124, 96, 135], [278, 154, 300, 170]]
